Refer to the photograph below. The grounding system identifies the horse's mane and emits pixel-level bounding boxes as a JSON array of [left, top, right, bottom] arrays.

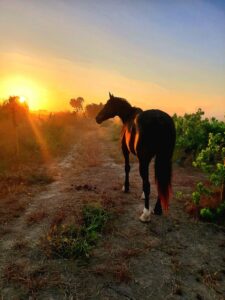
[[112, 97, 132, 108]]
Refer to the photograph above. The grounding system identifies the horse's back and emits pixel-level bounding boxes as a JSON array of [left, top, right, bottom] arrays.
[[137, 109, 176, 156]]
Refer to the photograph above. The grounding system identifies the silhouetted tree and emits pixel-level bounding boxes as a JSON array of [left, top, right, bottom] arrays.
[[0, 96, 29, 120], [69, 97, 84, 113], [0, 96, 29, 158], [85, 103, 104, 118]]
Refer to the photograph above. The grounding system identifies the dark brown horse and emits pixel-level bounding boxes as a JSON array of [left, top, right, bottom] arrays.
[[96, 93, 176, 222]]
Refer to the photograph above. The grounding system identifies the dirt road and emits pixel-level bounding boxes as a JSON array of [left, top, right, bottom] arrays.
[[0, 125, 225, 299]]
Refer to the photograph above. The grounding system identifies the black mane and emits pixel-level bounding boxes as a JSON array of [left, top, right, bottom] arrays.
[[111, 97, 132, 108], [110, 97, 142, 124]]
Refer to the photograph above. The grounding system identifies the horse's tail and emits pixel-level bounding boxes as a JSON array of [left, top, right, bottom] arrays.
[[155, 153, 173, 212]]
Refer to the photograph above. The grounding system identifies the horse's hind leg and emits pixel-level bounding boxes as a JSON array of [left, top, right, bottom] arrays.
[[122, 143, 130, 193], [139, 157, 152, 222], [154, 196, 162, 215]]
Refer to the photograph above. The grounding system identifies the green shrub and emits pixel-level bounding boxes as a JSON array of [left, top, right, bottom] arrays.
[[43, 205, 109, 259], [200, 202, 225, 222]]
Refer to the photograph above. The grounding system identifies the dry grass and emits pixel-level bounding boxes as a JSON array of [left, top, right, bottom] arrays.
[[50, 209, 67, 227], [26, 209, 48, 225], [0, 196, 29, 225], [12, 239, 29, 251], [92, 261, 132, 283], [2, 261, 61, 297], [119, 248, 143, 259], [198, 269, 221, 289], [0, 174, 27, 196], [0, 224, 12, 237], [171, 279, 183, 296]]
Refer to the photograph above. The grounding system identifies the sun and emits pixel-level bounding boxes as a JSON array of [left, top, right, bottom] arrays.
[[0, 76, 49, 111], [19, 96, 26, 103]]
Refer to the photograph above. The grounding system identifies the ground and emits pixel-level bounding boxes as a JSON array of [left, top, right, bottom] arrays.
[[0, 124, 225, 300]]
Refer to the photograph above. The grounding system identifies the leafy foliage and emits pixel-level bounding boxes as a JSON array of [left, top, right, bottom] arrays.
[[173, 109, 225, 164], [193, 133, 225, 187], [173, 109, 225, 222], [192, 131, 225, 222], [200, 202, 225, 222], [69, 97, 84, 113]]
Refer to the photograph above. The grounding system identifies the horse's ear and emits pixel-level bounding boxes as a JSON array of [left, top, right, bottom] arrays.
[[109, 92, 114, 99]]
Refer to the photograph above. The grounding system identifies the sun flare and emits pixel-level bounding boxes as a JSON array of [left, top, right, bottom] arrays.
[[0, 76, 49, 111], [19, 96, 26, 103]]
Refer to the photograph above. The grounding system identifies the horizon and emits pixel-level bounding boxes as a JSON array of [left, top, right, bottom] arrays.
[[0, 0, 225, 119]]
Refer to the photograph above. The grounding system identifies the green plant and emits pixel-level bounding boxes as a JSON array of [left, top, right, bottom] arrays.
[[192, 131, 225, 222], [200, 208, 214, 221], [192, 182, 211, 205], [175, 191, 184, 200], [43, 205, 109, 259], [200, 202, 225, 222], [173, 110, 225, 164], [193, 133, 225, 202]]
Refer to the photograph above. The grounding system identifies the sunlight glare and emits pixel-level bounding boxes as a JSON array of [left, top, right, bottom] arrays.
[[0, 76, 48, 111], [19, 96, 26, 103]]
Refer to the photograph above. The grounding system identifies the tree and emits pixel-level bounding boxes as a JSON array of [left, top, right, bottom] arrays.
[[69, 97, 84, 113], [85, 103, 104, 118], [0, 96, 29, 158]]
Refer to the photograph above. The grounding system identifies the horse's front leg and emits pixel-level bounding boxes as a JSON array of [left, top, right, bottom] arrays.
[[122, 142, 130, 193], [139, 158, 152, 222]]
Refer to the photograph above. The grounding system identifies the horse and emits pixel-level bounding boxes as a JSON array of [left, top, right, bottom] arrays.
[[96, 93, 176, 222]]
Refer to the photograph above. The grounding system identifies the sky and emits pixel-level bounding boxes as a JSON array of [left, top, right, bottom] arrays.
[[0, 0, 224, 118]]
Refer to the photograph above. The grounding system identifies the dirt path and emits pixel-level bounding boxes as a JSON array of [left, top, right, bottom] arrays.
[[0, 125, 225, 299]]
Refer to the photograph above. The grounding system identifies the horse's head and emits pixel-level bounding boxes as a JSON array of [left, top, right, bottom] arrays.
[[96, 93, 117, 124]]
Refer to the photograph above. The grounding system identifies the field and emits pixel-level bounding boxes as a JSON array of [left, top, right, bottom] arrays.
[[0, 104, 225, 299]]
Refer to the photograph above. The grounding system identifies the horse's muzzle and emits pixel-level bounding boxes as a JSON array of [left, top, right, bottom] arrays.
[[95, 116, 102, 124]]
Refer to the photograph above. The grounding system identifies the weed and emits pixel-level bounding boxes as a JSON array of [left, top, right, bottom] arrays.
[[175, 191, 184, 200], [83, 205, 109, 232], [42, 205, 109, 259]]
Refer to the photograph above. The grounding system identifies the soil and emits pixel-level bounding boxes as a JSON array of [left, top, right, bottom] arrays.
[[0, 124, 225, 300]]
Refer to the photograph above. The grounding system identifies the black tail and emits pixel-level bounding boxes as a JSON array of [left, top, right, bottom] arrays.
[[155, 154, 173, 212]]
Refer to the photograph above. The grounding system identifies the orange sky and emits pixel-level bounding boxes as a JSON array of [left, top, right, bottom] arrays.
[[0, 1, 224, 118]]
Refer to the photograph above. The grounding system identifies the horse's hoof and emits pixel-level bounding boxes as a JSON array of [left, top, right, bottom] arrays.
[[141, 192, 145, 200], [154, 208, 163, 215], [139, 208, 151, 223], [154, 202, 163, 215]]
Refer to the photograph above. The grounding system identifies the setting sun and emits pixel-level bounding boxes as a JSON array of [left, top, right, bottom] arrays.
[[19, 96, 26, 103], [0, 76, 49, 111]]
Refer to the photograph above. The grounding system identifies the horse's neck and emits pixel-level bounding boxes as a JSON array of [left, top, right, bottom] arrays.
[[121, 107, 142, 137], [118, 106, 141, 124]]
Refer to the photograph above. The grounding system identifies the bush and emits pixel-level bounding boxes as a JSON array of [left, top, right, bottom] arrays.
[[42, 205, 109, 259], [173, 109, 225, 164], [192, 131, 225, 223]]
